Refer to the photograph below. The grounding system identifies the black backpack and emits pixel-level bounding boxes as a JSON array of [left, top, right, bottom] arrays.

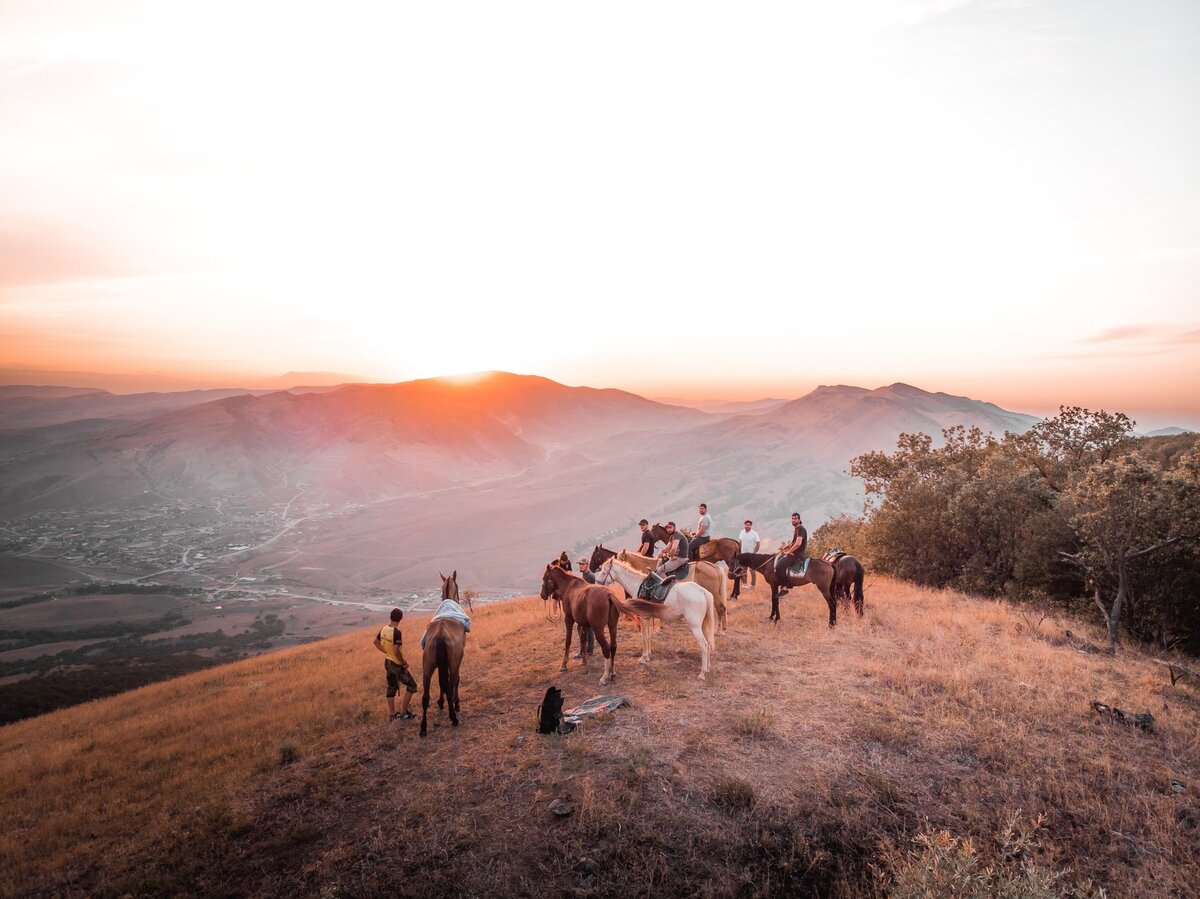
[[537, 686, 564, 734]]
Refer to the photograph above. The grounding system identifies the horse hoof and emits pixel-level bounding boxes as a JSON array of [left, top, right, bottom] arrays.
[[451, 718, 459, 727], [697, 673, 706, 681]]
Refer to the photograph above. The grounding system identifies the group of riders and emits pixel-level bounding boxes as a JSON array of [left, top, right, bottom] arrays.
[[580, 503, 811, 597]]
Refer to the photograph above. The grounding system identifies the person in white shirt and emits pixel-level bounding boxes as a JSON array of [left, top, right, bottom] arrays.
[[687, 503, 713, 560], [738, 519, 761, 586]]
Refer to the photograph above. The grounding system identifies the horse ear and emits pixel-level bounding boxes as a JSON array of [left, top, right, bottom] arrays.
[[439, 572, 446, 582], [451, 570, 457, 581]]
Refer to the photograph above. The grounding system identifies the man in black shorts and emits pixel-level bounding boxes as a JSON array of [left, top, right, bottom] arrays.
[[373, 607, 417, 721]]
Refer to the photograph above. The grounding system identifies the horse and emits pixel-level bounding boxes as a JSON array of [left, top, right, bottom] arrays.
[[540, 562, 626, 685], [649, 524, 747, 597], [828, 554, 865, 616], [588, 545, 661, 637], [439, 569, 470, 611], [420, 573, 468, 737], [539, 551, 571, 621], [731, 551, 840, 627], [590, 545, 729, 636], [597, 557, 715, 680]]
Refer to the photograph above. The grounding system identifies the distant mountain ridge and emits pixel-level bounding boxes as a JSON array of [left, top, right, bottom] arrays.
[[0, 373, 1040, 592]]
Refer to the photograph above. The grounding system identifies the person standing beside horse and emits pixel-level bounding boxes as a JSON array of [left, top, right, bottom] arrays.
[[636, 519, 656, 557], [573, 556, 597, 659], [774, 512, 808, 596], [373, 607, 417, 722], [739, 519, 761, 588]]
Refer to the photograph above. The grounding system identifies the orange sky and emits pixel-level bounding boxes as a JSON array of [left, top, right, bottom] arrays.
[[2, 2, 1198, 429]]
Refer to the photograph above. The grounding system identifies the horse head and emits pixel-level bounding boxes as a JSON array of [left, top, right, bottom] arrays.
[[440, 569, 459, 601], [540, 563, 560, 601]]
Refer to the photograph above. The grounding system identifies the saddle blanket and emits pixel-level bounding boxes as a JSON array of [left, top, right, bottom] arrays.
[[786, 558, 811, 579], [822, 549, 846, 564], [420, 599, 472, 648]]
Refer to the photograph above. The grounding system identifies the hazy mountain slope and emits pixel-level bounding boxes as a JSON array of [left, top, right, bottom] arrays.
[[0, 387, 257, 430], [0, 374, 710, 512], [0, 375, 1041, 593]]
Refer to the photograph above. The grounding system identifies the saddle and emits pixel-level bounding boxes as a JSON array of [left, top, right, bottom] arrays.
[[637, 564, 688, 603], [785, 557, 811, 579], [822, 548, 846, 565]]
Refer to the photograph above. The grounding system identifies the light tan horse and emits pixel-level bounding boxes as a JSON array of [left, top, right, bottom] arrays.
[[614, 549, 729, 636]]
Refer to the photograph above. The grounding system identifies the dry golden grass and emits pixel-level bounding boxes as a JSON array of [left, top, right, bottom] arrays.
[[2, 579, 1198, 897]]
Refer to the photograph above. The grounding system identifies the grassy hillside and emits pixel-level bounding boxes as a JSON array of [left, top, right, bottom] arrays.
[[2, 579, 1198, 897]]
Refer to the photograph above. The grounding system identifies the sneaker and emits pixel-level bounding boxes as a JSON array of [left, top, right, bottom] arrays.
[[390, 712, 403, 722], [399, 711, 415, 720], [572, 652, 583, 660]]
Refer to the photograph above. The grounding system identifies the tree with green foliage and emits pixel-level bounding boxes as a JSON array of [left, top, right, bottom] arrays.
[[1059, 451, 1199, 651]]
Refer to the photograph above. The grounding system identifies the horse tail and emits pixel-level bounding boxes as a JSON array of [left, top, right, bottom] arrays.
[[618, 596, 675, 620], [853, 561, 865, 614]]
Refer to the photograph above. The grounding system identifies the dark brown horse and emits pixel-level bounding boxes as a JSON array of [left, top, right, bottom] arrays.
[[540, 561, 626, 685], [732, 552, 839, 627], [420, 572, 467, 737], [828, 554, 865, 616]]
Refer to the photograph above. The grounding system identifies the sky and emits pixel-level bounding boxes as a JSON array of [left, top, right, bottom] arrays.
[[1, 1, 1198, 428]]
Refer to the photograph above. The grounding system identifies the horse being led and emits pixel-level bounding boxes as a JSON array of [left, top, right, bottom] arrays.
[[420, 572, 468, 737], [731, 552, 840, 627], [540, 561, 625, 685], [597, 557, 715, 680]]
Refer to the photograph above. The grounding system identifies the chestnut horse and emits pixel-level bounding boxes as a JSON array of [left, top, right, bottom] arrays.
[[650, 524, 746, 596], [589, 544, 729, 636], [540, 562, 627, 685], [421, 573, 467, 737], [731, 552, 840, 627]]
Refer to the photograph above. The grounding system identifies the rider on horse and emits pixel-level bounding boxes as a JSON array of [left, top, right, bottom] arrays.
[[774, 512, 808, 594], [652, 522, 689, 588], [686, 503, 712, 560]]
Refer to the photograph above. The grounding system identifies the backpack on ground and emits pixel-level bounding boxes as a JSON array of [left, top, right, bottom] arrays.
[[537, 686, 564, 734]]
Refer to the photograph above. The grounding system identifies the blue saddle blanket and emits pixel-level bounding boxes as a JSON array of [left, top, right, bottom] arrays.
[[420, 599, 472, 648]]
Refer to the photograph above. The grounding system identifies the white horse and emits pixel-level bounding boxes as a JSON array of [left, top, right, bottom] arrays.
[[597, 557, 715, 680]]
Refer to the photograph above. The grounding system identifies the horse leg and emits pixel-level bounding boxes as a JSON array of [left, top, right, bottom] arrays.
[[824, 584, 837, 628], [769, 582, 780, 623], [561, 613, 573, 671], [596, 612, 614, 686], [687, 613, 709, 681], [449, 661, 460, 727], [577, 622, 590, 669], [420, 660, 434, 737]]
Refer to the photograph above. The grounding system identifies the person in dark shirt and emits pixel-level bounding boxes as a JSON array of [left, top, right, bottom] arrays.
[[774, 512, 808, 592], [636, 519, 656, 557], [654, 522, 689, 582]]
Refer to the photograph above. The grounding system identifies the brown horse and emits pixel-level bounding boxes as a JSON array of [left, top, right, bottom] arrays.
[[828, 554, 865, 616], [732, 551, 840, 627], [420, 573, 467, 737], [540, 562, 626, 685], [650, 524, 747, 597], [439, 569, 469, 610]]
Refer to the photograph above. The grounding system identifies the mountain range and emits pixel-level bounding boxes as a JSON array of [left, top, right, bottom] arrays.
[[0, 374, 1043, 593]]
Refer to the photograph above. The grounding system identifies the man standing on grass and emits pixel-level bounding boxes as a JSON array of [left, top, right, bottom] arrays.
[[572, 556, 597, 659], [739, 518, 761, 587], [373, 607, 417, 722]]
